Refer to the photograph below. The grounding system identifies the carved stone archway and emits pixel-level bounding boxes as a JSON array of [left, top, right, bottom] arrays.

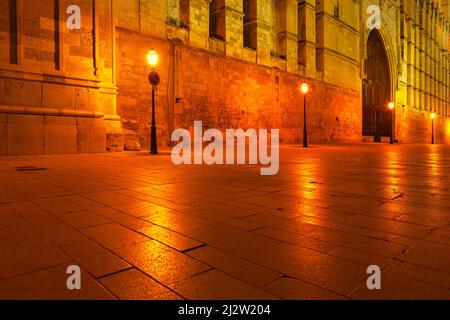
[[362, 29, 393, 141]]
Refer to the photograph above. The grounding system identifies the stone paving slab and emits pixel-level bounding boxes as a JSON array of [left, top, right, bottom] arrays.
[[112, 240, 211, 285], [0, 144, 450, 299], [0, 264, 115, 300], [81, 223, 150, 250], [0, 239, 71, 278], [264, 277, 346, 300], [348, 271, 450, 300], [170, 269, 279, 300], [99, 268, 182, 300], [187, 246, 283, 287], [61, 240, 132, 278], [248, 242, 367, 295]]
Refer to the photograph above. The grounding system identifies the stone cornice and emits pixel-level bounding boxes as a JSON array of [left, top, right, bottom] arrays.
[[0, 105, 104, 118]]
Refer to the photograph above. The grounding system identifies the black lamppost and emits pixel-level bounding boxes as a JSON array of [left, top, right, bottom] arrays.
[[147, 50, 160, 154], [301, 83, 309, 148], [388, 101, 395, 144], [431, 112, 436, 145]]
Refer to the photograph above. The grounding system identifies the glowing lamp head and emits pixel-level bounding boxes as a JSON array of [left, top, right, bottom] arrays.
[[388, 102, 395, 110], [431, 112, 436, 120], [301, 83, 309, 94], [147, 50, 158, 67]]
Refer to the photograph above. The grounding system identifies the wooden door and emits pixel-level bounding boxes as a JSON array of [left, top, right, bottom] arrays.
[[363, 30, 391, 141]]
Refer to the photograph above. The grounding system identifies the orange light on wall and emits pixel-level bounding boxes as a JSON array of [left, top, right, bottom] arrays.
[[147, 50, 159, 68], [431, 112, 436, 145], [301, 83, 309, 94], [388, 101, 395, 144]]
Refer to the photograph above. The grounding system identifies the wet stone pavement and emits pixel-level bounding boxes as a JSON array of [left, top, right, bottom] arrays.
[[0, 143, 450, 300]]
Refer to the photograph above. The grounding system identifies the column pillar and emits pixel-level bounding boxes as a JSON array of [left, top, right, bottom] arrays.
[[255, 0, 272, 66], [223, 0, 244, 59], [298, 0, 316, 77], [189, 0, 210, 49], [284, 0, 298, 73]]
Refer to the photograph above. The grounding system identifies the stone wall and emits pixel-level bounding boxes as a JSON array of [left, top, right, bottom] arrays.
[[396, 106, 450, 144], [0, 0, 119, 155], [116, 28, 361, 148], [115, 0, 450, 147]]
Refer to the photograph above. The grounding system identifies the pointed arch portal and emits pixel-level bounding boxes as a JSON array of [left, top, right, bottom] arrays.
[[362, 30, 392, 141]]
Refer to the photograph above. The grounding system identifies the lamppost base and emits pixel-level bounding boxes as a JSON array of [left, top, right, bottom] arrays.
[[150, 126, 158, 155], [303, 131, 308, 148], [431, 120, 435, 145]]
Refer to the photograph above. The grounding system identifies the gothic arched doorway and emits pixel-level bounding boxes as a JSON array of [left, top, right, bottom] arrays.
[[362, 30, 392, 142]]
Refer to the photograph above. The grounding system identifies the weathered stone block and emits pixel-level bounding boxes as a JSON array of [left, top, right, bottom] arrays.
[[124, 139, 140, 151], [43, 116, 77, 154], [42, 83, 76, 109], [209, 38, 226, 55], [123, 129, 140, 151], [166, 25, 189, 44], [242, 48, 257, 64], [99, 92, 116, 116], [76, 118, 104, 127], [5, 80, 42, 107], [189, 0, 210, 49], [75, 88, 100, 111], [0, 79, 6, 104], [77, 126, 106, 154], [0, 114, 6, 155], [139, 0, 167, 37], [6, 114, 44, 155], [105, 118, 124, 152], [106, 132, 125, 152], [114, 0, 140, 31]]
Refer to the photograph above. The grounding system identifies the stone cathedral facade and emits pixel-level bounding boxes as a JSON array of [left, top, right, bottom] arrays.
[[0, 0, 450, 155]]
